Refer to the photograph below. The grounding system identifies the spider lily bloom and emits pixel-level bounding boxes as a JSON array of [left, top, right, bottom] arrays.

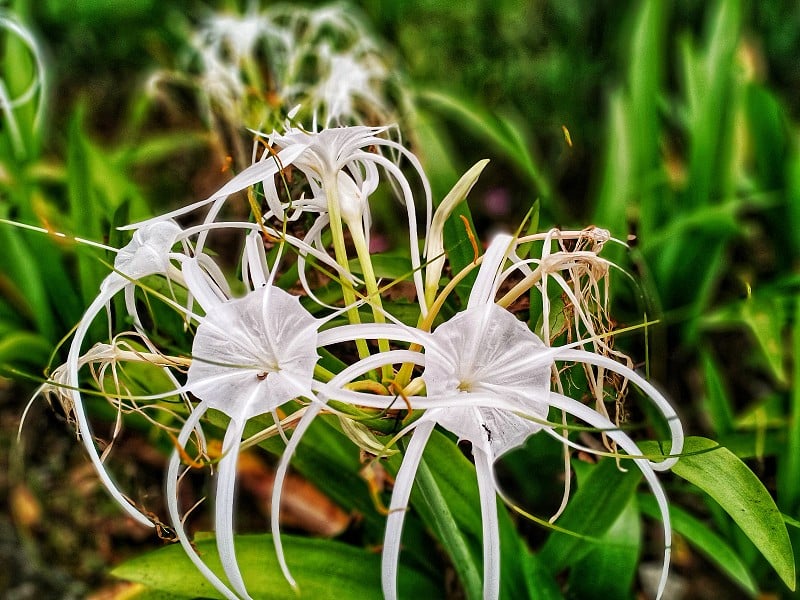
[[382, 234, 684, 600], [166, 261, 431, 600], [167, 283, 320, 600], [63, 220, 183, 528], [256, 124, 432, 306], [123, 124, 431, 307]]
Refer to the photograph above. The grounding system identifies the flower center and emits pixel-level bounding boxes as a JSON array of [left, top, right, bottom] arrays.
[[256, 361, 281, 380], [457, 379, 474, 392]]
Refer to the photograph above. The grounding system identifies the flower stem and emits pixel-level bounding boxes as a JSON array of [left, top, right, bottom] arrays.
[[416, 457, 483, 600], [347, 221, 393, 381], [324, 175, 371, 361]]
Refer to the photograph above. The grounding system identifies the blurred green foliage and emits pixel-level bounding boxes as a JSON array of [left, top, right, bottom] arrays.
[[1, 0, 799, 598]]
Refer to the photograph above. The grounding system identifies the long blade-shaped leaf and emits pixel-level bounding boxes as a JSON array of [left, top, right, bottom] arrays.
[[112, 533, 442, 599], [642, 436, 795, 590]]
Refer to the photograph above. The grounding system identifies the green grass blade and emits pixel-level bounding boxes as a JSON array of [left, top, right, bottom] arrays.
[[699, 349, 735, 436], [778, 298, 800, 511]]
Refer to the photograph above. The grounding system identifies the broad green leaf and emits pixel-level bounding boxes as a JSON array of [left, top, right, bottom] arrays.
[[522, 544, 564, 600], [122, 586, 191, 600], [112, 533, 442, 599], [539, 457, 641, 571], [414, 455, 483, 600], [568, 494, 641, 600], [639, 494, 757, 595], [641, 436, 795, 590]]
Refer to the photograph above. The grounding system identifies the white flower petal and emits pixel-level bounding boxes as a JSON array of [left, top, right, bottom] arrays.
[[382, 420, 435, 600], [215, 417, 253, 600], [166, 402, 240, 600], [271, 404, 322, 589], [187, 286, 319, 421], [553, 348, 684, 470], [546, 391, 672, 600], [474, 449, 501, 600]]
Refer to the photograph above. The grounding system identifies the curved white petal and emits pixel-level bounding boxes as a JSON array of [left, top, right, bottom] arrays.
[[553, 349, 684, 470], [466, 233, 514, 310], [215, 417, 253, 599], [382, 420, 435, 600], [546, 392, 672, 600], [66, 282, 152, 527], [119, 144, 308, 231], [271, 404, 323, 589], [474, 449, 501, 600], [166, 402, 240, 600]]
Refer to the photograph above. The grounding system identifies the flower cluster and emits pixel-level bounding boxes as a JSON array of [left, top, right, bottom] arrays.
[[39, 115, 684, 599], [149, 3, 405, 168]]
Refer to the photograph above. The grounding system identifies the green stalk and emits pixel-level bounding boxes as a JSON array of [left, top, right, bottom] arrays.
[[324, 175, 371, 360], [348, 222, 393, 381], [416, 457, 483, 600]]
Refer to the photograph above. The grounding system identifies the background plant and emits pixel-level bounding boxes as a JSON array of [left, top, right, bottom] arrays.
[[1, 1, 798, 598]]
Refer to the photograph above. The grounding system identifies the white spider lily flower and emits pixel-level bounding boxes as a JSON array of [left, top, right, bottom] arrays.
[[166, 276, 429, 600], [152, 3, 400, 139], [168, 284, 319, 600], [65, 220, 183, 528], [381, 234, 684, 600], [310, 42, 392, 127], [190, 12, 273, 115], [262, 125, 432, 309], [126, 124, 432, 311]]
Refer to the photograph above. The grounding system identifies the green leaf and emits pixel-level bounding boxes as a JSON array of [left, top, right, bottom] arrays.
[[522, 546, 564, 600], [568, 494, 641, 600], [641, 436, 796, 590], [639, 494, 757, 595], [0, 330, 51, 369], [112, 131, 212, 168], [414, 455, 483, 600], [0, 220, 52, 338], [539, 457, 641, 572], [740, 293, 788, 384], [407, 430, 532, 600], [699, 349, 735, 436], [112, 533, 441, 599], [779, 298, 800, 510], [120, 586, 192, 600], [67, 108, 107, 311], [348, 252, 412, 280], [418, 89, 552, 206]]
